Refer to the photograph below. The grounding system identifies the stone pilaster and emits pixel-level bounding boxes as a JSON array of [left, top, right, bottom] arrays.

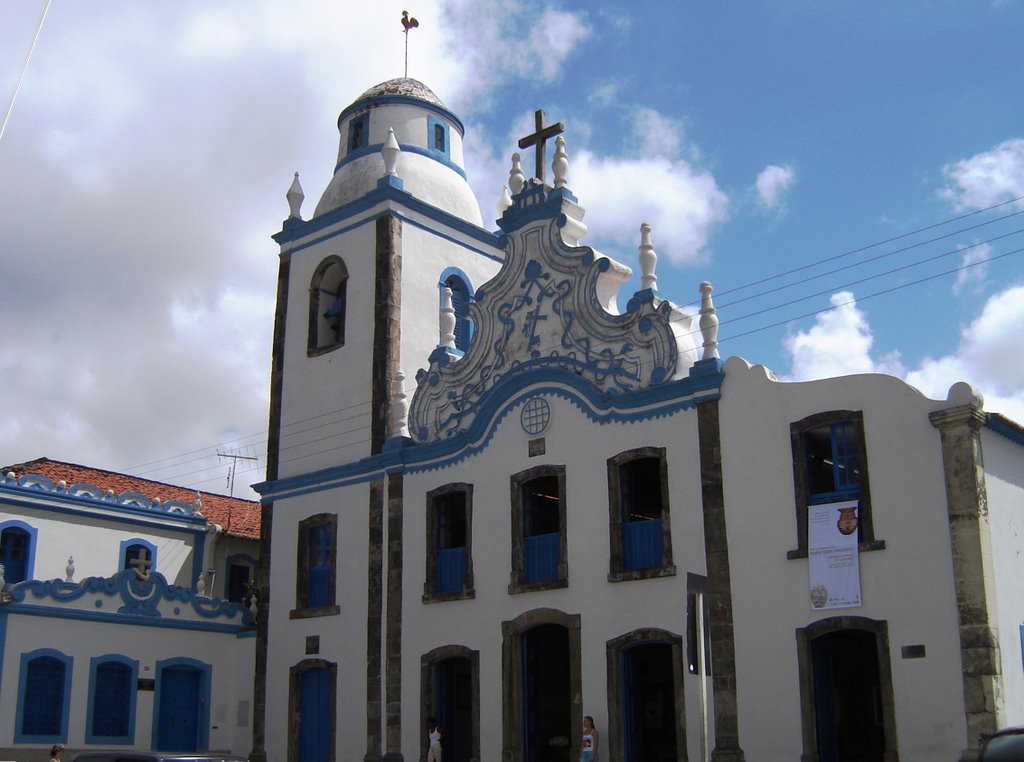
[[929, 402, 1001, 762], [365, 480, 385, 762], [697, 398, 746, 762], [372, 215, 402, 456], [384, 472, 405, 761]]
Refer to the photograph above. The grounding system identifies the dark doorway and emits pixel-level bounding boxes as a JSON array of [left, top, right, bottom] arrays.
[[434, 657, 473, 762], [523, 624, 571, 762], [812, 629, 884, 762], [623, 643, 678, 762]]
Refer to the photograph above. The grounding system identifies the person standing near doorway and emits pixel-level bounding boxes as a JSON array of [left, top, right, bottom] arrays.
[[426, 717, 445, 762], [580, 715, 599, 762]]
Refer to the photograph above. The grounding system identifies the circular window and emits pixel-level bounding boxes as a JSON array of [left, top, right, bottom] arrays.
[[520, 398, 551, 436]]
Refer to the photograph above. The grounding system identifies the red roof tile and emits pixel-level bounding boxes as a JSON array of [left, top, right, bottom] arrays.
[[2, 457, 261, 540]]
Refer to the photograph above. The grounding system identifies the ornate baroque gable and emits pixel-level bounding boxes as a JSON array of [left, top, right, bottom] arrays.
[[408, 183, 699, 443]]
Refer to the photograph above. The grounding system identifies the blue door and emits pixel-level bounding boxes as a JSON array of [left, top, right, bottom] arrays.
[[299, 668, 331, 762], [157, 667, 200, 751]]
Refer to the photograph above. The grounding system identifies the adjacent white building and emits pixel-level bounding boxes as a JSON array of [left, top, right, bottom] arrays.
[[0, 458, 260, 760], [250, 77, 1024, 762]]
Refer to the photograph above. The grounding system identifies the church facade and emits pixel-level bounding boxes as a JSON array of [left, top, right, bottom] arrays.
[[252, 78, 1024, 762], [0, 459, 260, 760]]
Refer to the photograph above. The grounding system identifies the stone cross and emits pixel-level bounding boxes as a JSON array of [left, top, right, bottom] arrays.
[[517, 109, 565, 185], [129, 554, 152, 581]]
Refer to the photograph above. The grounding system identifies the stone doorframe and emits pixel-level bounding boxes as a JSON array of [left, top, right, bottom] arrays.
[[420, 645, 481, 762], [795, 616, 899, 762], [500, 608, 582, 762], [605, 628, 688, 762]]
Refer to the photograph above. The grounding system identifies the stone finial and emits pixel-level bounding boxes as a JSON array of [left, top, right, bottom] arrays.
[[196, 574, 207, 596], [391, 371, 411, 439], [699, 281, 720, 360], [286, 172, 304, 220], [552, 135, 569, 189], [248, 594, 258, 621], [382, 127, 402, 177], [497, 185, 513, 216], [509, 153, 525, 195], [440, 286, 457, 348], [639, 223, 657, 291], [65, 556, 75, 583]]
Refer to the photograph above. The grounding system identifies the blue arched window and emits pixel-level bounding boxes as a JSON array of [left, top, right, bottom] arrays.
[[120, 538, 158, 575], [0, 520, 38, 584], [442, 272, 473, 352], [16, 649, 73, 743], [87, 655, 138, 744]]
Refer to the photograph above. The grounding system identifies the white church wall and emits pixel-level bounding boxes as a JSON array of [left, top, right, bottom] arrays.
[[0, 613, 253, 754], [719, 358, 969, 760], [398, 392, 708, 760], [278, 220, 380, 477], [982, 427, 1024, 727], [0, 502, 196, 585]]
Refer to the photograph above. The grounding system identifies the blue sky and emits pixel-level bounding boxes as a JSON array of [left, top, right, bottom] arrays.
[[1, 1, 1022, 497]]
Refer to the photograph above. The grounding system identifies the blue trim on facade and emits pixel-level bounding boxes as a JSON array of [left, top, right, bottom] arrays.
[[14, 647, 74, 744], [6, 570, 253, 628], [986, 413, 1024, 447], [0, 518, 39, 583], [119, 537, 158, 573], [272, 182, 502, 255], [333, 140, 468, 180], [0, 475, 208, 531], [256, 364, 723, 501], [85, 653, 139, 745], [338, 94, 465, 135], [152, 656, 212, 751], [0, 610, 7, 706]]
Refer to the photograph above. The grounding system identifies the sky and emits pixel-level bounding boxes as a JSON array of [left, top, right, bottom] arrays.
[[2, 1, 1023, 500]]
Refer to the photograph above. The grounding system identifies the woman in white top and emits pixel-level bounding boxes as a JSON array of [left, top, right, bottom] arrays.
[[426, 717, 445, 762], [580, 715, 599, 762]]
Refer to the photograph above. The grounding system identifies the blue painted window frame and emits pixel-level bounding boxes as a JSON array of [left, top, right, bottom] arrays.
[[309, 256, 349, 356], [86, 654, 139, 744], [295, 514, 337, 614], [225, 553, 257, 604], [347, 113, 370, 154], [427, 116, 451, 160], [15, 648, 73, 744], [510, 466, 567, 592], [151, 656, 212, 752], [0, 519, 39, 584], [120, 537, 158, 573]]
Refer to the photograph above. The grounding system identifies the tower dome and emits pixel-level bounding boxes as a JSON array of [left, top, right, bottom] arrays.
[[313, 78, 483, 226]]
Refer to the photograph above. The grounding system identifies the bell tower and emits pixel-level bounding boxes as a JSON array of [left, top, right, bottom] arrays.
[[266, 79, 503, 481]]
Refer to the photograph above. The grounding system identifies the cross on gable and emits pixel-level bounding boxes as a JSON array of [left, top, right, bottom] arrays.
[[130, 554, 152, 580], [517, 109, 565, 185]]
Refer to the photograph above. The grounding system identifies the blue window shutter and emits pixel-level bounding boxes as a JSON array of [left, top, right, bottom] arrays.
[[1, 527, 29, 583], [623, 519, 664, 571], [523, 533, 559, 583], [307, 524, 332, 608], [92, 662, 131, 738], [23, 656, 64, 736], [437, 547, 465, 593]]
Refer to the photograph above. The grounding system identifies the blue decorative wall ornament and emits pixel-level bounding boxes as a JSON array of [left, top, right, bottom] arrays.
[[408, 188, 700, 443], [4, 569, 252, 627]]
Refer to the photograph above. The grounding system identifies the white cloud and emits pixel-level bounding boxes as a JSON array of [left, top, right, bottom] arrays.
[[632, 107, 682, 160], [940, 138, 1024, 211], [755, 164, 795, 210], [952, 242, 991, 296], [570, 150, 728, 266], [782, 286, 1024, 423]]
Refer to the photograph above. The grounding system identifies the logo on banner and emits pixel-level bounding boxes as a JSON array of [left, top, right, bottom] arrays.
[[836, 506, 858, 535]]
